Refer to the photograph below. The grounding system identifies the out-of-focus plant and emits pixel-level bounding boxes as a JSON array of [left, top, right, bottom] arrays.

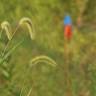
[[20, 87, 32, 96], [30, 55, 57, 67]]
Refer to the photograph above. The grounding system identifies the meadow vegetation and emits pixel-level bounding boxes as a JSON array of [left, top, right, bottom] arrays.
[[0, 0, 96, 96]]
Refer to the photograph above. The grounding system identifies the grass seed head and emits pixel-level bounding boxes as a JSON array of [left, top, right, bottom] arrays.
[[1, 21, 12, 40], [30, 55, 57, 67], [19, 17, 35, 40]]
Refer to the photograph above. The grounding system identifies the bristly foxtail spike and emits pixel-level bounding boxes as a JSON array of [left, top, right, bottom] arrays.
[[1, 21, 12, 40], [19, 17, 35, 40], [29, 55, 57, 67]]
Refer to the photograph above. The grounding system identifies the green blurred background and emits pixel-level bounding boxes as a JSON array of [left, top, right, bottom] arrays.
[[0, 0, 96, 96]]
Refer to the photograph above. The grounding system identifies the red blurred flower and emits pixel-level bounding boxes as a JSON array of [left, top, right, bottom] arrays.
[[64, 25, 72, 41]]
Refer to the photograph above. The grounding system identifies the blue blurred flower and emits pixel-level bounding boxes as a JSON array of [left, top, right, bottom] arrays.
[[64, 15, 72, 25]]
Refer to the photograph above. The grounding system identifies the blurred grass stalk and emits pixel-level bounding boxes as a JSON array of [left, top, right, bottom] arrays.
[[64, 39, 73, 96]]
